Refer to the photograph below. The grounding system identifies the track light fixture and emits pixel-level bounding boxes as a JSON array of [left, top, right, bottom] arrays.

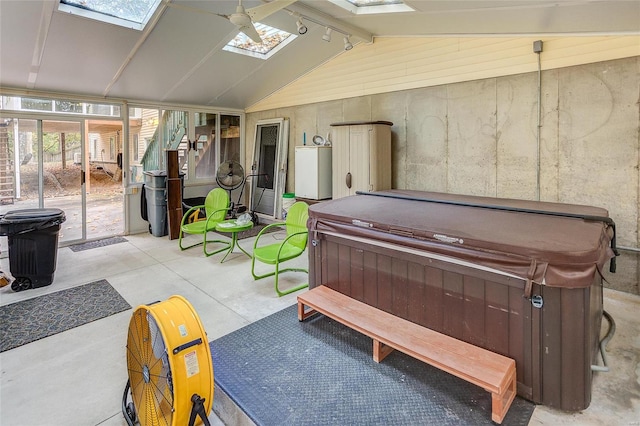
[[322, 27, 332, 42], [343, 36, 353, 51], [289, 10, 364, 49], [296, 18, 307, 34]]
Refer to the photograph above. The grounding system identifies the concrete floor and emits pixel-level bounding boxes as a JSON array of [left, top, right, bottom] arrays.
[[0, 192, 124, 254], [0, 231, 638, 425]]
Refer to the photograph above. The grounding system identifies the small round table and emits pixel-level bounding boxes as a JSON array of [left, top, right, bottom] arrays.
[[215, 219, 254, 263]]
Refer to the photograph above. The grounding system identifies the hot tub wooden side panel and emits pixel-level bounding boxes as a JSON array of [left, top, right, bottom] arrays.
[[309, 231, 602, 411], [310, 232, 535, 402]]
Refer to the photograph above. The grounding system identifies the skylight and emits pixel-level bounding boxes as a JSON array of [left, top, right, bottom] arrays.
[[329, 0, 414, 14], [223, 23, 296, 60], [58, 0, 162, 30]]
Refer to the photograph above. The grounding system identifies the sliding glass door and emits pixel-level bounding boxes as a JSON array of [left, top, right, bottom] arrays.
[[0, 109, 128, 257], [41, 119, 84, 242], [85, 119, 124, 240], [0, 118, 86, 245]]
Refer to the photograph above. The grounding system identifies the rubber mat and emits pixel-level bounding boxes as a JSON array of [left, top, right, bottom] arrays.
[[0, 279, 130, 352], [69, 236, 128, 252], [211, 304, 535, 426]]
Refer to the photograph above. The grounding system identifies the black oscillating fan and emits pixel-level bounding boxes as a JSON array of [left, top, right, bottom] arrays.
[[215, 161, 247, 217]]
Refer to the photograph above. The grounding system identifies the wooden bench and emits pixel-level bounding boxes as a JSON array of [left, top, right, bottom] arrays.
[[297, 285, 517, 424]]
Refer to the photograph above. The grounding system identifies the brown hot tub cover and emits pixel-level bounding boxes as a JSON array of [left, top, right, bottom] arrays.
[[308, 190, 616, 291]]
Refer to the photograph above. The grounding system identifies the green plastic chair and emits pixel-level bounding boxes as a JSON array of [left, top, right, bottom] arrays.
[[178, 188, 230, 256], [251, 201, 309, 297]]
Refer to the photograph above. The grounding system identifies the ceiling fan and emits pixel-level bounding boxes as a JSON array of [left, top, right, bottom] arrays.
[[224, 0, 298, 43]]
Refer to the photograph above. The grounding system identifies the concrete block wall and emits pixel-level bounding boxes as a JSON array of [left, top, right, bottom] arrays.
[[246, 56, 640, 294]]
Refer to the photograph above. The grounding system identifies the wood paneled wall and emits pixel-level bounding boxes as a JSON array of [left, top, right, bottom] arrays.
[[247, 36, 640, 112]]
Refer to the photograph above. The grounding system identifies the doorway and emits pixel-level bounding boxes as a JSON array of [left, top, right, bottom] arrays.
[[251, 118, 289, 219], [0, 116, 124, 254]]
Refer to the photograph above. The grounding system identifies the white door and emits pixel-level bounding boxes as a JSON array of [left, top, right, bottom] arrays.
[[251, 118, 289, 218]]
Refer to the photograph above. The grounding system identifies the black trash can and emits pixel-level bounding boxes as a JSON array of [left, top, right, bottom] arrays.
[[0, 208, 66, 292]]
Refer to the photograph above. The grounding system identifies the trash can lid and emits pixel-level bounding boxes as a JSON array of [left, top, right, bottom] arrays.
[[143, 170, 167, 177], [0, 208, 66, 224]]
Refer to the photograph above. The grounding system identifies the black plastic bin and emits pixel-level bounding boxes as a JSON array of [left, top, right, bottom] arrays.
[[0, 208, 66, 292]]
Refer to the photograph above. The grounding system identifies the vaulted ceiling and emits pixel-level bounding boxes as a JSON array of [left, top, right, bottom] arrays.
[[1, 1, 638, 110]]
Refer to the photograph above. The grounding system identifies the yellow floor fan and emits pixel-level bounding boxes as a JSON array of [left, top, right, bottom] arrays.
[[122, 295, 214, 426]]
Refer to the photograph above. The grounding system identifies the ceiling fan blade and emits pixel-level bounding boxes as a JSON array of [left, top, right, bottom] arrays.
[[240, 24, 263, 43], [247, 0, 297, 22]]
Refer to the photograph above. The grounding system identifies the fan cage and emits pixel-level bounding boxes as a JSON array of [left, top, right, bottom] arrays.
[[216, 161, 245, 191], [126, 295, 214, 426]]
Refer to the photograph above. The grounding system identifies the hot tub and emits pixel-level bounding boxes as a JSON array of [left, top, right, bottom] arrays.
[[307, 190, 616, 411]]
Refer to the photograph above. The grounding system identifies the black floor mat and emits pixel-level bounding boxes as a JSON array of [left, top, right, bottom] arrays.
[[0, 279, 130, 352], [211, 304, 535, 426], [69, 236, 128, 252]]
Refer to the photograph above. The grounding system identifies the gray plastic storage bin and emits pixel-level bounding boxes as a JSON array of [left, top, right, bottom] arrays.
[[142, 170, 184, 237]]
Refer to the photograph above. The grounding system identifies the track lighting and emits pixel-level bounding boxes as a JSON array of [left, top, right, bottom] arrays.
[[289, 11, 362, 49], [343, 36, 353, 51], [296, 18, 307, 34], [322, 27, 332, 42]]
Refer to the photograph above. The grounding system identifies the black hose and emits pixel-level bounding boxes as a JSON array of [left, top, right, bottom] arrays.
[[356, 191, 619, 272]]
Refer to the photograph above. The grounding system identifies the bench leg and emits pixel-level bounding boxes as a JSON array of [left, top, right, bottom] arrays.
[[372, 339, 395, 363], [491, 368, 517, 424], [297, 300, 318, 321]]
